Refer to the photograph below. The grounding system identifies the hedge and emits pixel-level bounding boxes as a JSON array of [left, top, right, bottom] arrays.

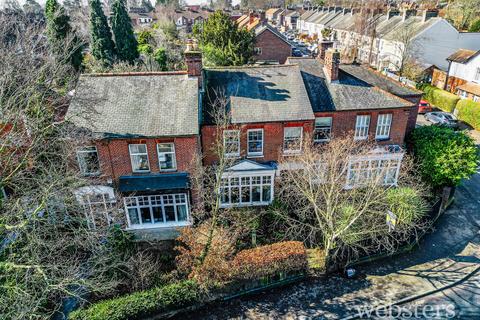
[[420, 84, 460, 113], [455, 99, 480, 130], [230, 241, 308, 281], [69, 280, 199, 320]]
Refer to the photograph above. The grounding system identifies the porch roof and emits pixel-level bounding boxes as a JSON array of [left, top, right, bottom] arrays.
[[118, 173, 189, 193]]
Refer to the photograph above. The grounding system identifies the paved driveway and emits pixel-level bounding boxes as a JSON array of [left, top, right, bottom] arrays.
[[179, 174, 480, 320]]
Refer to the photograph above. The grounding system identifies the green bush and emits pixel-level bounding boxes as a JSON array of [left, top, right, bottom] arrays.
[[69, 280, 199, 320], [469, 19, 480, 32], [411, 126, 479, 188], [386, 188, 428, 225], [456, 99, 480, 130], [421, 84, 460, 113]]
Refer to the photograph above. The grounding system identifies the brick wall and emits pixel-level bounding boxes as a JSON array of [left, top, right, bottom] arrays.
[[253, 29, 292, 64], [315, 108, 412, 145], [95, 136, 200, 182], [201, 121, 314, 165]]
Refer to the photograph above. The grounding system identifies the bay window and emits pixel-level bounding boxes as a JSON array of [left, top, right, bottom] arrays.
[[375, 114, 392, 140], [283, 127, 303, 154], [224, 130, 240, 157], [124, 193, 190, 229], [76, 146, 100, 176], [346, 153, 403, 188], [157, 143, 176, 171], [354, 115, 370, 140], [247, 129, 264, 157], [220, 174, 274, 207], [314, 117, 332, 142], [129, 144, 150, 172]]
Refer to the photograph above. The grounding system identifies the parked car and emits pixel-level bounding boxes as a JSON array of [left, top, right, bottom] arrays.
[[292, 48, 302, 57], [418, 100, 433, 114], [424, 112, 458, 127]]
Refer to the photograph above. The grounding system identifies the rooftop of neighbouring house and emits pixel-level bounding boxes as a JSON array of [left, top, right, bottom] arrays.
[[254, 24, 293, 46], [447, 49, 480, 63], [66, 72, 199, 138], [286, 58, 415, 113], [203, 64, 315, 125]]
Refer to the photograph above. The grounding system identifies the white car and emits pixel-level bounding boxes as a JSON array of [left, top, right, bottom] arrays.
[[424, 112, 458, 127]]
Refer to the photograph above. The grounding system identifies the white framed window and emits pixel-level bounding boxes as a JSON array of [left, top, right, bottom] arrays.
[[314, 117, 332, 142], [375, 114, 392, 140], [346, 153, 403, 188], [247, 129, 264, 157], [223, 130, 240, 157], [354, 115, 370, 140], [459, 90, 468, 99], [124, 193, 190, 229], [74, 186, 116, 229], [76, 146, 100, 176], [220, 174, 274, 207], [129, 144, 150, 172], [283, 127, 303, 154], [473, 95, 479, 102], [157, 143, 176, 171], [254, 47, 262, 55]]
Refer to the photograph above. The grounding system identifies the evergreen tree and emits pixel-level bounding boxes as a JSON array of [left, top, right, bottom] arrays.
[[111, 0, 139, 63], [45, 0, 84, 70], [89, 0, 116, 65]]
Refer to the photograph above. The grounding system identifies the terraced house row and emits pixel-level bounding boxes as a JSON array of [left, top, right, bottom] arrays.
[[66, 46, 421, 239]]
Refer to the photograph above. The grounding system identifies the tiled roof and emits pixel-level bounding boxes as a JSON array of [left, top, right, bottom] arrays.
[[457, 82, 480, 96], [447, 49, 479, 63], [67, 73, 199, 137], [382, 16, 439, 41], [255, 24, 293, 46], [287, 58, 414, 112], [203, 65, 315, 124], [266, 8, 282, 15]]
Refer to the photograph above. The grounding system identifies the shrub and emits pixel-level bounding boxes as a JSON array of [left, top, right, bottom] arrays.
[[469, 19, 480, 32], [69, 280, 199, 320], [386, 187, 428, 225], [421, 84, 460, 113], [230, 241, 308, 281], [456, 99, 480, 130], [411, 126, 479, 188]]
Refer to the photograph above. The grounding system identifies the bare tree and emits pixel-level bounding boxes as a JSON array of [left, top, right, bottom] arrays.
[[390, 22, 423, 76], [274, 135, 429, 268]]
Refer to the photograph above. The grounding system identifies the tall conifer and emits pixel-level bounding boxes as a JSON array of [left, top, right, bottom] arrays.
[[89, 0, 116, 65], [111, 0, 139, 63]]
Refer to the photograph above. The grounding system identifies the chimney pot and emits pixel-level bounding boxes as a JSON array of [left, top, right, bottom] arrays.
[[317, 40, 333, 61]]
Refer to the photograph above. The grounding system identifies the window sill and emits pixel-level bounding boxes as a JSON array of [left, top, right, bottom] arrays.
[[82, 172, 101, 177], [283, 151, 302, 156], [126, 221, 191, 230], [247, 154, 264, 158], [159, 169, 177, 172], [313, 139, 330, 143], [220, 201, 272, 208], [375, 137, 390, 141]]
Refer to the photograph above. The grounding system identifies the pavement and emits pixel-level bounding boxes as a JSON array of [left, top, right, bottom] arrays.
[[179, 117, 480, 320]]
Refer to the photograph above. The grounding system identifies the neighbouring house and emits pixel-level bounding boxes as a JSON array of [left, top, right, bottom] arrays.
[[128, 7, 155, 27], [431, 49, 480, 102], [284, 11, 300, 30], [154, 6, 212, 32], [200, 49, 417, 208], [66, 50, 203, 239], [253, 24, 293, 64], [265, 8, 282, 25], [296, 7, 480, 73]]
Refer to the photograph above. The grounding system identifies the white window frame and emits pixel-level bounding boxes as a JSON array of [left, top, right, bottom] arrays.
[[124, 193, 191, 230], [346, 152, 403, 188], [247, 129, 264, 157], [74, 186, 116, 229], [254, 47, 262, 55], [283, 127, 303, 155], [76, 146, 100, 176], [129, 144, 150, 173], [219, 172, 274, 208], [375, 114, 392, 140], [157, 143, 177, 171], [223, 130, 240, 158], [474, 67, 480, 82], [314, 117, 333, 142], [473, 95, 479, 102], [354, 115, 370, 140]]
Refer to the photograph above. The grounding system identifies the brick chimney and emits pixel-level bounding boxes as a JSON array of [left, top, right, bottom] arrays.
[[323, 48, 340, 83], [422, 9, 438, 23], [317, 40, 334, 61], [185, 39, 202, 88]]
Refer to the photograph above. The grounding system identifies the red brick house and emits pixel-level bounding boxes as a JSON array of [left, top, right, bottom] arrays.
[[66, 51, 202, 238], [253, 25, 292, 64], [201, 49, 418, 208]]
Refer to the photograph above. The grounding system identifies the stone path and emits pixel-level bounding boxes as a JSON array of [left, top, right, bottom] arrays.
[[179, 172, 480, 320]]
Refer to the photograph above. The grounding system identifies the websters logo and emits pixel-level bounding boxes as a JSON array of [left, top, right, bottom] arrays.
[[353, 304, 456, 319]]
